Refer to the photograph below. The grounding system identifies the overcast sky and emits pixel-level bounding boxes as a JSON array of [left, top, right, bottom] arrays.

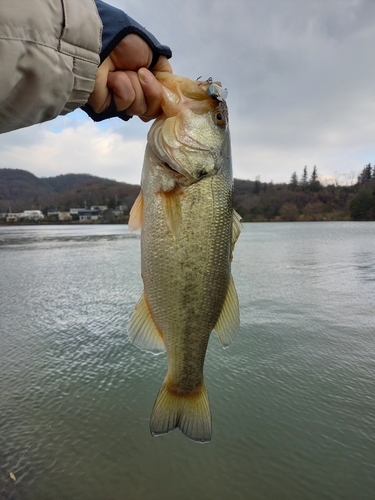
[[1, 0, 375, 186]]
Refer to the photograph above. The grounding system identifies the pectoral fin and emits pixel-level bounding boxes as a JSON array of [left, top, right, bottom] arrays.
[[160, 189, 182, 238], [128, 190, 144, 232], [213, 274, 240, 348], [128, 292, 165, 354]]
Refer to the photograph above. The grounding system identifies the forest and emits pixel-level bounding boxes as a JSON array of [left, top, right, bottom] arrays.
[[234, 164, 375, 222], [1, 165, 375, 221]]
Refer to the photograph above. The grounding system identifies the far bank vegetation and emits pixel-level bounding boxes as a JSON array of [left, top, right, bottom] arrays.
[[1, 165, 375, 222], [234, 165, 375, 222]]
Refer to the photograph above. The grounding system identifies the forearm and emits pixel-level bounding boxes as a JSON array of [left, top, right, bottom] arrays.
[[0, 0, 102, 134], [0, 0, 172, 134]]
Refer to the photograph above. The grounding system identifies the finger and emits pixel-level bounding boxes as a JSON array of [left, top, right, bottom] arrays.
[[152, 56, 173, 74], [123, 71, 148, 117], [87, 58, 114, 113], [137, 68, 164, 121], [107, 71, 137, 112]]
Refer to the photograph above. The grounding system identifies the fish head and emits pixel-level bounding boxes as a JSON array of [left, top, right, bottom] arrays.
[[147, 73, 230, 188]]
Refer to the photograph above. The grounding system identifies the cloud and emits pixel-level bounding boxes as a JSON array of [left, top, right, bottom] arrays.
[[2, 0, 375, 184], [0, 115, 147, 185]]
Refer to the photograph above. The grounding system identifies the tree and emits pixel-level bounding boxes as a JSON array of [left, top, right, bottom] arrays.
[[262, 204, 274, 220], [358, 164, 373, 184], [279, 202, 299, 221], [234, 204, 245, 217], [309, 165, 321, 191], [300, 166, 308, 188], [303, 202, 324, 221], [253, 175, 261, 194], [107, 197, 117, 209], [350, 190, 374, 220], [310, 166, 318, 183], [289, 171, 298, 190]]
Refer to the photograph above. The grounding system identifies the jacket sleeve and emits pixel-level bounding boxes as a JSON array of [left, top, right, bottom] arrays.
[[0, 0, 102, 134]]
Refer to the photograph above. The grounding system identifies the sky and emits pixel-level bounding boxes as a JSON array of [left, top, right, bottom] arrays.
[[1, 0, 375, 186]]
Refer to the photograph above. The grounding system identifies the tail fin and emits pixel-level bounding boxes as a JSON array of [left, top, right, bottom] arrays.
[[150, 379, 212, 443]]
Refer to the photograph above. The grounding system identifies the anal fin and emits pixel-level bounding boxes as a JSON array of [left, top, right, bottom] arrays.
[[213, 274, 240, 348], [231, 209, 242, 260], [128, 292, 165, 354]]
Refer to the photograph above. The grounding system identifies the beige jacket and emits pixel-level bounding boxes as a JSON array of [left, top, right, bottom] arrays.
[[0, 0, 102, 133]]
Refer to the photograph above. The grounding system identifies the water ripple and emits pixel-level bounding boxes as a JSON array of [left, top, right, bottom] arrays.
[[1, 223, 375, 500]]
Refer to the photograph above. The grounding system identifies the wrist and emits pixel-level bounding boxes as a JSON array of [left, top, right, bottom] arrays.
[[93, 0, 172, 65]]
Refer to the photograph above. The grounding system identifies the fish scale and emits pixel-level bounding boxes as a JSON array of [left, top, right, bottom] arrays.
[[128, 73, 241, 442]]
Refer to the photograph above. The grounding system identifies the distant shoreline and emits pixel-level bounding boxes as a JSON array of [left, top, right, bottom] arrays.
[[2, 167, 375, 221], [1, 219, 366, 227], [0, 220, 129, 226]]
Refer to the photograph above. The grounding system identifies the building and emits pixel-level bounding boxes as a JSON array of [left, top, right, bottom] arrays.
[[6, 213, 20, 222], [47, 209, 60, 217], [77, 209, 99, 221], [58, 212, 72, 221], [91, 205, 108, 214], [19, 210, 44, 221], [70, 208, 85, 215]]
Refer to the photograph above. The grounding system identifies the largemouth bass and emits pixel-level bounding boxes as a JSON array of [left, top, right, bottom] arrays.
[[128, 73, 241, 443]]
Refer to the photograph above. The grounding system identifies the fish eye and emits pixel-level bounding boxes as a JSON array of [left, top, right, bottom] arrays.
[[214, 111, 225, 126]]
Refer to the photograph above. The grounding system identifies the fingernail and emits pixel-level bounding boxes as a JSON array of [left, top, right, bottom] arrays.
[[139, 68, 153, 84]]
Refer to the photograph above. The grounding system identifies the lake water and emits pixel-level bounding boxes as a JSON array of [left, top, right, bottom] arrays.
[[0, 222, 374, 500]]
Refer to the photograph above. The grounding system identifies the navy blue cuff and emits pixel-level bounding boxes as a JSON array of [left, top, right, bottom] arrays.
[[94, 0, 172, 65], [82, 98, 132, 122]]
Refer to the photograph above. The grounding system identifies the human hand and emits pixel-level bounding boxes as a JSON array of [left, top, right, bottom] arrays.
[[87, 34, 172, 122]]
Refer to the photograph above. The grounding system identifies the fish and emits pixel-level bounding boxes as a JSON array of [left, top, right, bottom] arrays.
[[128, 73, 241, 443]]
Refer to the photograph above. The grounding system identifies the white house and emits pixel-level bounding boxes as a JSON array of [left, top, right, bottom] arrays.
[[91, 205, 108, 214], [59, 212, 72, 221], [6, 213, 20, 222], [20, 210, 44, 221]]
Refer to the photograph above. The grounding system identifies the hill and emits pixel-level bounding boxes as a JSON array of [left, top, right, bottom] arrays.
[[0, 169, 140, 214], [1, 166, 375, 221]]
